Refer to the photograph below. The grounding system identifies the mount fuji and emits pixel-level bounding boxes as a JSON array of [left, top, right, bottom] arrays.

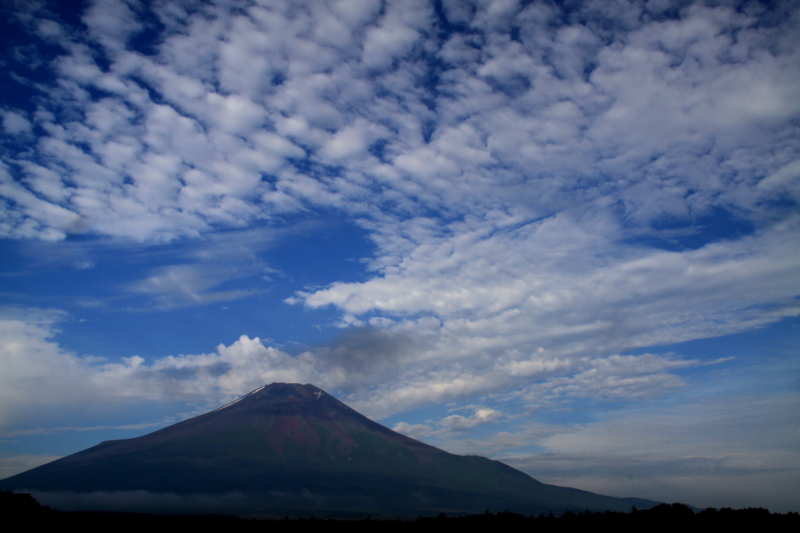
[[0, 383, 657, 516]]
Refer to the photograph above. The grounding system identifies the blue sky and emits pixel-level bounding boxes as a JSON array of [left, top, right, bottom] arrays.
[[1, 0, 799, 512]]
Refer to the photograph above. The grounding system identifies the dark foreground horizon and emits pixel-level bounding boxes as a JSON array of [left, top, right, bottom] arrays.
[[1, 383, 660, 517], [3, 490, 798, 531]]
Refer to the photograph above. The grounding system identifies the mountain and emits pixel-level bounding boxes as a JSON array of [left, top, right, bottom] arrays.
[[0, 383, 657, 516]]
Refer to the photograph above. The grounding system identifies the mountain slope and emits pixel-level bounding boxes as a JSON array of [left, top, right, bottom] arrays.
[[0, 383, 656, 515]]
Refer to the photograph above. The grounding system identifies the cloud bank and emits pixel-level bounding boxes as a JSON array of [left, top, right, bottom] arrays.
[[0, 306, 741, 429]]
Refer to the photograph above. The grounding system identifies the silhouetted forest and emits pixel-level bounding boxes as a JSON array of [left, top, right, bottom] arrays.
[[3, 490, 798, 531]]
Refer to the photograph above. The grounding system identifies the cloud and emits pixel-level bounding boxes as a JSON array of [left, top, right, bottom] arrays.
[[516, 353, 697, 403], [391, 392, 800, 512], [82, 0, 143, 52], [440, 408, 502, 431], [123, 224, 313, 309], [0, 308, 420, 429], [392, 407, 503, 440], [309, 326, 421, 386], [1, 2, 797, 352], [391, 422, 435, 441], [0, 307, 329, 429], [24, 486, 413, 515], [0, 453, 62, 481], [130, 263, 262, 308], [1, 0, 794, 241], [498, 394, 800, 512], [26, 490, 260, 515], [296, 215, 800, 416], [1, 111, 32, 135], [0, 307, 715, 430], [361, 0, 429, 70], [0, 308, 93, 426]]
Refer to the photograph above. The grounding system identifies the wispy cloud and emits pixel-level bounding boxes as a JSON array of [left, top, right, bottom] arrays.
[[130, 264, 261, 308]]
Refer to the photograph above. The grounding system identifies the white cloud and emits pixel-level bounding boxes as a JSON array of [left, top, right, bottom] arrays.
[[1, 111, 32, 135], [319, 119, 386, 162], [391, 421, 435, 440], [0, 308, 95, 426], [362, 10, 423, 70], [441, 408, 502, 431], [0, 308, 329, 429], [82, 0, 143, 52], [392, 407, 502, 440]]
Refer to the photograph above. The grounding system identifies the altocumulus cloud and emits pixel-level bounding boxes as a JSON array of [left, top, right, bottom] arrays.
[[0, 0, 799, 509]]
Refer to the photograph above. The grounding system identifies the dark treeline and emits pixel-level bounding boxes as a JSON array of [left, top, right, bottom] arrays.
[[3, 490, 798, 531]]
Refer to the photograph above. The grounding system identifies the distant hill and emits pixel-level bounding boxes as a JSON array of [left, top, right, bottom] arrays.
[[0, 383, 658, 516]]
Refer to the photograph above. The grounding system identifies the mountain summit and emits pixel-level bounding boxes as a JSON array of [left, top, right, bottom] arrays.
[[0, 383, 656, 516]]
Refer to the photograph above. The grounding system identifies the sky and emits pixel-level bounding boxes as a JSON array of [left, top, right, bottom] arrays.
[[0, 0, 799, 513]]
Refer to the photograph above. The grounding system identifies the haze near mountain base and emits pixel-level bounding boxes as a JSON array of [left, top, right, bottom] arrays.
[[0, 383, 658, 517]]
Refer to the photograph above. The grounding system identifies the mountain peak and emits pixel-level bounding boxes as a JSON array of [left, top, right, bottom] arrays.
[[202, 383, 385, 440], [212, 382, 326, 411]]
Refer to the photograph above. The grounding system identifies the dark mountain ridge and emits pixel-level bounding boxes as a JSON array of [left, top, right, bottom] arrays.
[[0, 383, 657, 516]]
